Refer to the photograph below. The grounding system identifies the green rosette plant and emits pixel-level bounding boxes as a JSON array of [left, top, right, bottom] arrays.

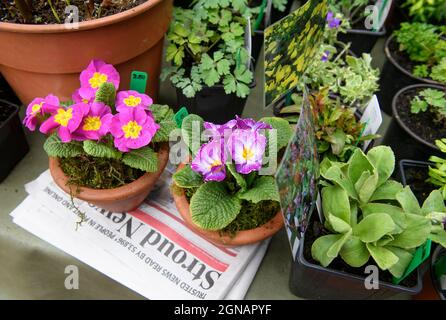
[[312, 146, 446, 278], [172, 114, 293, 233], [161, 2, 253, 99], [428, 138, 446, 199]]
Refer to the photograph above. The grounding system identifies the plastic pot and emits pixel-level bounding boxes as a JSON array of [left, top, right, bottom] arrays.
[[0, 99, 29, 182], [49, 144, 169, 213], [175, 66, 256, 124], [252, 29, 264, 69], [381, 84, 445, 163], [378, 35, 446, 115], [0, 0, 173, 105], [270, 0, 294, 24], [338, 27, 387, 55], [289, 233, 423, 300]]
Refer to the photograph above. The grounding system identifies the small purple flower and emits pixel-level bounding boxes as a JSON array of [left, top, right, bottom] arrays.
[[116, 90, 153, 112], [229, 129, 267, 174], [39, 103, 89, 142], [234, 115, 272, 131], [23, 94, 60, 131], [73, 102, 113, 141], [203, 119, 237, 140], [191, 139, 227, 182], [326, 12, 341, 29], [321, 50, 330, 62]]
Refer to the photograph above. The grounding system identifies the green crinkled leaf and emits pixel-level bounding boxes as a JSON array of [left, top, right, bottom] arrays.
[[327, 213, 352, 234], [361, 203, 407, 234], [388, 213, 431, 249], [182, 114, 204, 156], [430, 230, 446, 247], [44, 134, 83, 158], [190, 182, 241, 230], [347, 148, 374, 186], [366, 243, 399, 271], [152, 120, 177, 143], [320, 159, 358, 200], [340, 236, 370, 268], [355, 170, 379, 204], [173, 164, 203, 188], [237, 176, 280, 203], [260, 117, 293, 151], [227, 164, 247, 192], [122, 146, 158, 172], [353, 213, 395, 243], [311, 234, 345, 267], [150, 104, 175, 123], [370, 180, 404, 202], [396, 186, 422, 215], [366, 146, 395, 187], [322, 185, 350, 224], [83, 140, 122, 159], [387, 246, 414, 278], [95, 82, 116, 108], [327, 231, 352, 258], [421, 190, 446, 215]]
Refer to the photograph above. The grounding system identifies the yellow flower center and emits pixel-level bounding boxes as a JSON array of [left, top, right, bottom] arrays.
[[89, 72, 108, 89], [208, 159, 222, 170], [242, 146, 254, 161], [123, 95, 142, 107], [82, 116, 102, 131], [122, 121, 142, 139], [54, 108, 73, 127], [82, 99, 90, 104], [31, 102, 44, 115]]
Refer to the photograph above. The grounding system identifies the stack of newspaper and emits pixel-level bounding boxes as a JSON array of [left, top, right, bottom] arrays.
[[10, 167, 270, 300]]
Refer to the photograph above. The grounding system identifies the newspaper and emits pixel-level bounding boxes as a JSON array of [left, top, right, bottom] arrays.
[[10, 170, 270, 300]]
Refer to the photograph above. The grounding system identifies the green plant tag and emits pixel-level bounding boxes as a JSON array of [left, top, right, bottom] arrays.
[[174, 107, 189, 128], [392, 240, 432, 285], [130, 71, 148, 94]]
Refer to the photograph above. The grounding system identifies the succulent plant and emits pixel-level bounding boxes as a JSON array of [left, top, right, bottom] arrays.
[[313, 146, 446, 278]]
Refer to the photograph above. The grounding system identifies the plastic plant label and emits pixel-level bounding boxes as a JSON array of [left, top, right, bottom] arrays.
[[264, 0, 328, 107], [275, 89, 319, 259], [130, 71, 148, 94], [174, 107, 189, 128], [360, 95, 382, 150], [393, 240, 432, 285]]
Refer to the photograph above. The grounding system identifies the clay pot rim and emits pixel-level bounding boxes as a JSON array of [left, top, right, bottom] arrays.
[[49, 143, 169, 202], [392, 83, 446, 151], [172, 162, 284, 247], [0, 0, 165, 34]]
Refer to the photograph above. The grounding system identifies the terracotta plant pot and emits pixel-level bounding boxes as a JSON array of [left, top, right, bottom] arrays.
[[171, 163, 284, 247], [49, 144, 169, 213], [0, 0, 173, 105]]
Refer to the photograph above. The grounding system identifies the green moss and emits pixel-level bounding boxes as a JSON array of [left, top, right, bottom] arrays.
[[60, 155, 144, 189], [221, 200, 280, 236]]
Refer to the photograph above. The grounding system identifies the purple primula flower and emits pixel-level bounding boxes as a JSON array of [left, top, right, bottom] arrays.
[[73, 102, 113, 141], [39, 103, 89, 142], [203, 119, 237, 140], [116, 90, 153, 112], [229, 129, 267, 174], [321, 50, 330, 62], [72, 88, 94, 105], [110, 107, 159, 152], [326, 12, 341, 29], [23, 94, 60, 131], [79, 59, 120, 98], [234, 115, 271, 131], [191, 139, 227, 182]]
